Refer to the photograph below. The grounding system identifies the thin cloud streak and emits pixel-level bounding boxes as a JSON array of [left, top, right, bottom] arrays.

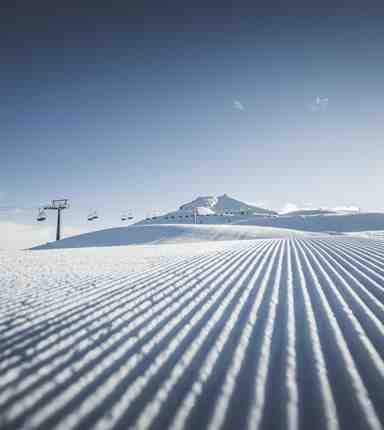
[[233, 100, 245, 111]]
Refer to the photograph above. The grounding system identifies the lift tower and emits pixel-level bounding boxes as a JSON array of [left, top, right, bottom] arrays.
[[43, 199, 70, 241]]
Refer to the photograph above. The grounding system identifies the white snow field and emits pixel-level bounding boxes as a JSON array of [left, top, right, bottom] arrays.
[[138, 211, 384, 234], [347, 231, 384, 240], [1, 236, 384, 430], [32, 224, 317, 250]]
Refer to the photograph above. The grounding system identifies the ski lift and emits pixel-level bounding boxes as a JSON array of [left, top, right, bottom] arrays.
[[121, 210, 133, 221], [37, 208, 47, 222], [88, 210, 99, 221]]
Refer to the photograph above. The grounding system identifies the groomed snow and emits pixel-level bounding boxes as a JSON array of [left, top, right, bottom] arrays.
[[32, 224, 317, 250], [1, 237, 384, 430]]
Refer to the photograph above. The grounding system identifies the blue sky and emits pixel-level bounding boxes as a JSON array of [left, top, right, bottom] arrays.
[[1, 9, 384, 248]]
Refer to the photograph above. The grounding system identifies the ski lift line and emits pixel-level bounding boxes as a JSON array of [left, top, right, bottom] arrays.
[[35, 199, 69, 241], [87, 210, 99, 222], [121, 210, 134, 221], [36, 209, 47, 222]]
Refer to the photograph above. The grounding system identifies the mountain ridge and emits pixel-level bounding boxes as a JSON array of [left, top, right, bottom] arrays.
[[179, 193, 277, 215]]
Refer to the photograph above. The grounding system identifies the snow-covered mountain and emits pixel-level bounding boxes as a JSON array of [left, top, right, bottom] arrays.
[[179, 194, 277, 215]]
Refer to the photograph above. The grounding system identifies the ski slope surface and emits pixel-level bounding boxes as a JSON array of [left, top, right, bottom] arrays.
[[32, 224, 315, 250], [1, 237, 384, 430]]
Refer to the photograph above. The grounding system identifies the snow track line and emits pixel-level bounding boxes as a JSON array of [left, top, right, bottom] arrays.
[[0, 245, 253, 357], [313, 239, 384, 295], [161, 242, 282, 430], [310, 240, 384, 315], [307, 240, 384, 327], [0, 243, 265, 405], [246, 240, 284, 429], [3, 242, 272, 429], [0, 272, 106, 314], [28, 244, 271, 429], [284, 240, 299, 430], [53, 241, 276, 430], [112, 242, 279, 430], [330, 236, 384, 266], [290, 240, 340, 430], [295, 240, 382, 430], [0, 244, 252, 326], [0, 247, 248, 385], [0, 251, 222, 343], [316, 238, 384, 280], [341, 236, 384, 256], [1, 237, 384, 430], [0, 251, 226, 352], [301, 241, 384, 374]]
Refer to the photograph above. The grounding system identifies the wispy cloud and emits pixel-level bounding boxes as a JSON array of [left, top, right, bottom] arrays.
[[233, 100, 245, 111]]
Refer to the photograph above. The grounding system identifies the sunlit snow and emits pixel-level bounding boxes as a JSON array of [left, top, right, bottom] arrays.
[[1, 234, 384, 430]]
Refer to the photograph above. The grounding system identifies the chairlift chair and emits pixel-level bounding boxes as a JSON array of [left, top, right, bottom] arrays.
[[88, 210, 99, 221], [37, 209, 47, 222], [121, 210, 133, 221]]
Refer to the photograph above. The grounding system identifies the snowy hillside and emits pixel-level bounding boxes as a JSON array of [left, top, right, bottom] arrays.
[[32, 224, 314, 250], [179, 194, 277, 215], [1, 237, 384, 430], [281, 209, 337, 216], [138, 209, 384, 235], [130, 194, 384, 235], [234, 212, 384, 232]]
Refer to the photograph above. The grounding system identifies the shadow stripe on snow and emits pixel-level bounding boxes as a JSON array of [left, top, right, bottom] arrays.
[[290, 240, 340, 430], [0, 242, 265, 398], [312, 239, 384, 299], [301, 240, 384, 425], [152, 242, 284, 430], [91, 242, 280, 430], [1, 238, 384, 430], [0, 251, 229, 344], [315, 237, 384, 281], [294, 239, 382, 430], [0, 243, 257, 354], [0, 251, 230, 353], [306, 240, 384, 326], [20, 241, 275, 430], [2, 242, 272, 426]]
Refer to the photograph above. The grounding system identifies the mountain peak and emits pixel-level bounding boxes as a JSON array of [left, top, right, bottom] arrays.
[[179, 194, 276, 215]]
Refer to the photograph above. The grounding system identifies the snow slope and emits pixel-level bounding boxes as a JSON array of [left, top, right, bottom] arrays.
[[179, 194, 277, 215], [281, 209, 337, 216], [346, 231, 384, 240], [234, 212, 384, 233], [137, 202, 384, 235], [1, 237, 384, 430], [32, 224, 314, 250]]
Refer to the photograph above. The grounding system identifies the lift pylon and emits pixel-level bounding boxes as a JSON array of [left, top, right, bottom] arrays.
[[43, 199, 70, 241]]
